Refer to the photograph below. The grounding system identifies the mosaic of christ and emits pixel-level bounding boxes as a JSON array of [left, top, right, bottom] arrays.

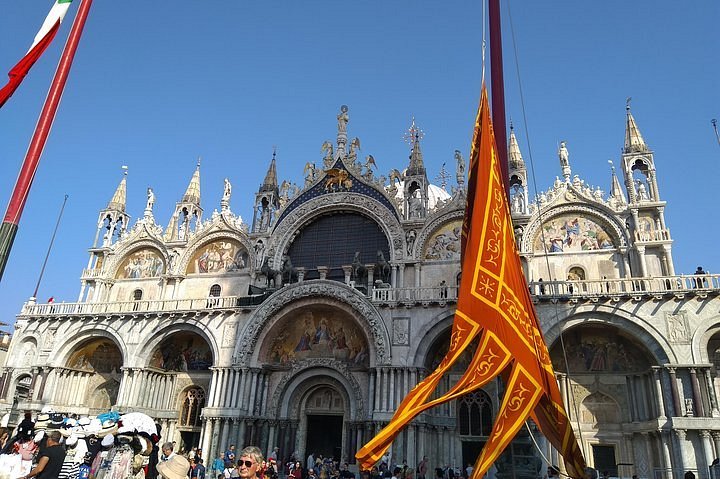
[[263, 306, 369, 367]]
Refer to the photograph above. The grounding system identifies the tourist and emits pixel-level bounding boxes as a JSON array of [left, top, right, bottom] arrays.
[[19, 430, 64, 479], [190, 457, 205, 479], [226, 445, 237, 468], [161, 442, 177, 462], [307, 452, 315, 471], [417, 456, 428, 479], [237, 446, 264, 479], [212, 453, 226, 477], [290, 461, 303, 479], [158, 455, 191, 479]]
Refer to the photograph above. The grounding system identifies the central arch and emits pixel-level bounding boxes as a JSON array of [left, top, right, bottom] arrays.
[[234, 280, 391, 366]]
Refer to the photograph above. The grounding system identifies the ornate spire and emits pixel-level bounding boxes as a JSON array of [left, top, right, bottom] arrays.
[[107, 166, 128, 212], [261, 149, 279, 192], [405, 117, 425, 176], [608, 160, 627, 205], [624, 98, 648, 153], [508, 125, 525, 171], [181, 158, 202, 205]]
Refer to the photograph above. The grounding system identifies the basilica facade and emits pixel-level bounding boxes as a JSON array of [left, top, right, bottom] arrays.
[[1, 105, 719, 479]]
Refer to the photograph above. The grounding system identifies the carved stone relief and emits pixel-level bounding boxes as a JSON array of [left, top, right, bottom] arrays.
[[392, 318, 409, 346]]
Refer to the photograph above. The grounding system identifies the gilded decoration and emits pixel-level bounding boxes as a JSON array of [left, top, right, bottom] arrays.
[[261, 305, 369, 367], [423, 220, 462, 261], [550, 327, 651, 373], [66, 339, 123, 373], [186, 239, 249, 274], [533, 214, 614, 253], [116, 248, 165, 279], [149, 332, 213, 372]]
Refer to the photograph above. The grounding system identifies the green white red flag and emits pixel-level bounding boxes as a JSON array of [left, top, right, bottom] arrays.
[[0, 0, 73, 108]]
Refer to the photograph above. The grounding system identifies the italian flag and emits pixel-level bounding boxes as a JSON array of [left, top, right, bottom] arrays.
[[0, 0, 73, 108]]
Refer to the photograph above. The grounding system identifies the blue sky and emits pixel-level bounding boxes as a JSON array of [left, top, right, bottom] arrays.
[[0, 1, 718, 329]]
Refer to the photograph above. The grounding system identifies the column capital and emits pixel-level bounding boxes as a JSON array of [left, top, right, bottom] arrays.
[[700, 430, 712, 439], [674, 428, 687, 440]]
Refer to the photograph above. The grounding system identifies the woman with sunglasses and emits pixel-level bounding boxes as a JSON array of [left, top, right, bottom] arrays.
[[236, 446, 264, 479]]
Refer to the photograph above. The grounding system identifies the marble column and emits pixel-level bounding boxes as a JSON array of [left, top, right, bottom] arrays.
[[701, 430, 715, 474], [653, 367, 667, 419], [712, 432, 720, 464], [703, 368, 720, 417], [690, 368, 706, 417], [667, 367, 682, 417], [674, 429, 688, 476]]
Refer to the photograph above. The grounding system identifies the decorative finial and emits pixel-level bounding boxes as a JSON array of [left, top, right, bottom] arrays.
[[509, 119, 514, 131], [121, 165, 128, 175], [435, 162, 450, 190], [626, 97, 632, 111], [608, 159, 616, 173], [403, 116, 424, 146], [197, 156, 202, 168], [272, 146, 277, 160]]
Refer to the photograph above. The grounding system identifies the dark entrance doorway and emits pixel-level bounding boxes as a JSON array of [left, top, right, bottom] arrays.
[[180, 431, 201, 452], [461, 441, 485, 472], [306, 414, 343, 461]]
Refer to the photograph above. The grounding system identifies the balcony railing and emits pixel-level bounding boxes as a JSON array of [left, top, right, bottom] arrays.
[[528, 274, 720, 298], [21, 292, 270, 316], [19, 274, 719, 317], [372, 286, 459, 303]]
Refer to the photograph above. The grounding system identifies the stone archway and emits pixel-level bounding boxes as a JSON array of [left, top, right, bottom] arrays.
[[268, 360, 364, 464]]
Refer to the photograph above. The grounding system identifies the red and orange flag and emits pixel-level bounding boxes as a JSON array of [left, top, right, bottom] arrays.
[[356, 85, 586, 479]]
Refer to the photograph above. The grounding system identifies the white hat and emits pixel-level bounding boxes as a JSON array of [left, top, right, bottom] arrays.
[[66, 434, 79, 448], [101, 434, 114, 448]]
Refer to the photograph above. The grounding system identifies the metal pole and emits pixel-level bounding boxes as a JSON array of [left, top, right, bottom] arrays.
[[0, 0, 93, 281], [488, 0, 509, 197], [712, 119, 720, 148], [32, 194, 68, 300]]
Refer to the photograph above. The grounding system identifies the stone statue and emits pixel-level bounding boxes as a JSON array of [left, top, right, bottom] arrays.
[[406, 229, 416, 256], [146, 187, 155, 212], [636, 180, 648, 200], [455, 150, 466, 185], [337, 105, 349, 133], [304, 162, 316, 184], [321, 141, 334, 168], [363, 155, 376, 178], [348, 137, 361, 166], [222, 178, 232, 203], [558, 141, 569, 168]]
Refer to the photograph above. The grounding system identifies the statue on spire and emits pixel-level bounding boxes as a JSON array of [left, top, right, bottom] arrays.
[[558, 140, 571, 180], [221, 178, 232, 211], [455, 150, 466, 187], [145, 187, 155, 217], [337, 105, 349, 133]]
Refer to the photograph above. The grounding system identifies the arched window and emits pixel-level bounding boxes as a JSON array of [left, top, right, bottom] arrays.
[[568, 266, 586, 281], [458, 390, 492, 437], [132, 289, 143, 301], [209, 284, 221, 297], [179, 387, 205, 427]]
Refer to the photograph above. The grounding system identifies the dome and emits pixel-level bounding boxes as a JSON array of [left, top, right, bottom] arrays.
[[389, 181, 451, 210]]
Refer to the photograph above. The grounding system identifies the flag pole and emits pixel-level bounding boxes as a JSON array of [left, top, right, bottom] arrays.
[[0, 0, 93, 281], [31, 194, 68, 301], [488, 0, 509, 196]]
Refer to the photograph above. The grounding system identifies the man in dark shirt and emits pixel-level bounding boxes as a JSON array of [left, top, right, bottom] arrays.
[[21, 430, 65, 479]]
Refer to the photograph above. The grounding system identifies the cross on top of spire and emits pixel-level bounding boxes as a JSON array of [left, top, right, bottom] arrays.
[[404, 117, 424, 147]]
